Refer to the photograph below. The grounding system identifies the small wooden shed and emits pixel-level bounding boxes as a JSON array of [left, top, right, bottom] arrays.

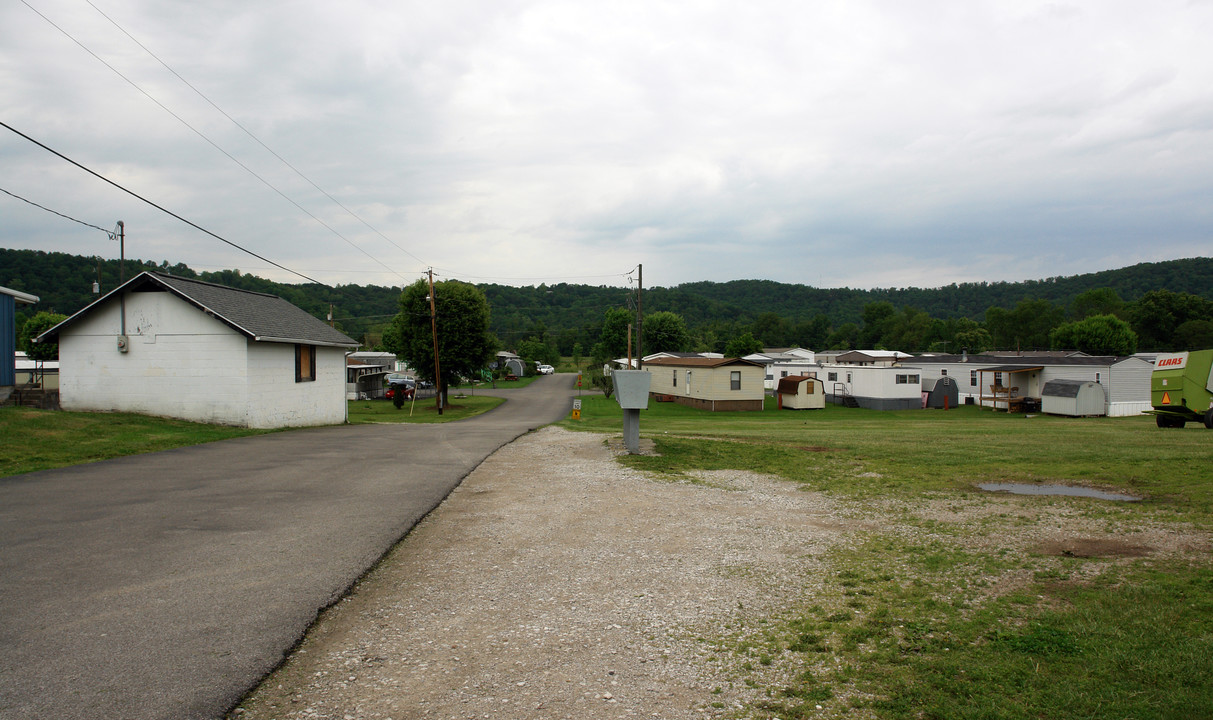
[[777, 374, 825, 410], [1041, 379, 1106, 417]]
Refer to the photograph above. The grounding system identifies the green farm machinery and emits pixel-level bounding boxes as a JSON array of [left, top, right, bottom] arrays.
[[1147, 350, 1213, 429]]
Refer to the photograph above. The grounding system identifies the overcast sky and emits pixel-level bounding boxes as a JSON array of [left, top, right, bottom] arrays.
[[3, 0, 1211, 291]]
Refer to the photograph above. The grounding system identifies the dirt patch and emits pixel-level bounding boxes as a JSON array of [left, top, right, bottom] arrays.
[[798, 445, 836, 452]]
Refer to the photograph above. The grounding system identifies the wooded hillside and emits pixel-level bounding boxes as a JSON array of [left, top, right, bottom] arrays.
[[4, 248, 1211, 354]]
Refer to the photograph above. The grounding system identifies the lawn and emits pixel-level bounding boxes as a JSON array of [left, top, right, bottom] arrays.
[[346, 394, 504, 424], [0, 407, 268, 477], [559, 394, 1213, 719]]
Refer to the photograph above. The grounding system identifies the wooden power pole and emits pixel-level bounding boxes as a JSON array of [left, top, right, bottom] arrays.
[[427, 269, 443, 415]]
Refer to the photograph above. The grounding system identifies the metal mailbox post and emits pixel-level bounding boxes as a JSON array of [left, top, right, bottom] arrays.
[[612, 370, 651, 454]]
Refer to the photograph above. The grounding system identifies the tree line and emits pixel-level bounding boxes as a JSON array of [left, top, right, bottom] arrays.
[[5, 248, 1212, 363]]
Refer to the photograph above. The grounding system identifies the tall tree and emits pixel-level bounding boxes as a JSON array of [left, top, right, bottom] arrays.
[[1070, 288, 1125, 320], [859, 302, 896, 348], [20, 312, 68, 361], [643, 311, 690, 354], [1128, 290, 1213, 351], [985, 299, 1064, 350], [394, 279, 496, 405], [1049, 315, 1138, 356], [592, 307, 634, 365], [724, 332, 764, 358]]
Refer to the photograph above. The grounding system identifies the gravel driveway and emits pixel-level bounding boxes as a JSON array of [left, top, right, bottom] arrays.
[[228, 424, 1207, 720], [228, 426, 854, 719]]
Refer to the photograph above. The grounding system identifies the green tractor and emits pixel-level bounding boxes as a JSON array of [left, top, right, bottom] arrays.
[[1147, 350, 1213, 428]]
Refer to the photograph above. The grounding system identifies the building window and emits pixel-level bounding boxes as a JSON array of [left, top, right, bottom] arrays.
[[847, 372, 852, 384], [994, 372, 1003, 386], [780, 370, 788, 378], [295, 344, 316, 382], [1095, 372, 1101, 383], [672, 369, 677, 387], [941, 369, 947, 376], [970, 370, 977, 387], [895, 374, 920, 384], [827, 371, 838, 382], [730, 371, 741, 390]]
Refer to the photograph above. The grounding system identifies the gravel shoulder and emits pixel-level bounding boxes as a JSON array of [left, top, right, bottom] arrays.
[[230, 426, 855, 719], [229, 425, 1209, 720]]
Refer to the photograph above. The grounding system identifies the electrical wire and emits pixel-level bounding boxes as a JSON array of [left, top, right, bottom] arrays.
[[82, 0, 429, 271], [21, 0, 411, 284], [1, 119, 323, 285], [18, 1, 641, 290], [1, 186, 112, 235]]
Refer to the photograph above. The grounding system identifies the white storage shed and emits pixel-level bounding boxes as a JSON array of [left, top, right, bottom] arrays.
[[1042, 380, 1107, 417]]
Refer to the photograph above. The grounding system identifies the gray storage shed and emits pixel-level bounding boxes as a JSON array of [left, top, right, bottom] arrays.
[[924, 376, 959, 409], [1041, 379, 1106, 417]]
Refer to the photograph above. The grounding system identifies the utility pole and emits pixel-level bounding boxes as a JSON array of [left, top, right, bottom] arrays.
[[427, 269, 443, 415], [636, 263, 643, 370]]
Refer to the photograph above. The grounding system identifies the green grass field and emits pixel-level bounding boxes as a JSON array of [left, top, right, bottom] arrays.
[[0, 407, 268, 477], [346, 394, 504, 424], [559, 395, 1213, 719]]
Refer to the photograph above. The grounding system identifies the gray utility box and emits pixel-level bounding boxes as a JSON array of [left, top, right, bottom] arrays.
[[613, 370, 652, 409]]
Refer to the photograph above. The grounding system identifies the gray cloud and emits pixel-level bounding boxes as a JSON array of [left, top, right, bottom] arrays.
[[2, 0, 1210, 290]]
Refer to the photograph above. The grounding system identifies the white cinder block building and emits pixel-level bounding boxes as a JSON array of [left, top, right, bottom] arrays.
[[39, 272, 359, 428]]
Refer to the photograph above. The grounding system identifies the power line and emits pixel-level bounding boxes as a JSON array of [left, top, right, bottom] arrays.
[[21, 0, 412, 284], [82, 0, 430, 271], [0, 186, 111, 235], [1, 119, 323, 285]]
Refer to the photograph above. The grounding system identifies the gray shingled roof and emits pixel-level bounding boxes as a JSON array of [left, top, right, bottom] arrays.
[[41, 272, 358, 347]]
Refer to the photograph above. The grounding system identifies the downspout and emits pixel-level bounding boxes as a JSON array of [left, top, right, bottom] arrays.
[[344, 351, 352, 424]]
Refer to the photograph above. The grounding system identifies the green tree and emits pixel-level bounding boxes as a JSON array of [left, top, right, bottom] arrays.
[[724, 332, 764, 358], [880, 306, 934, 352], [642, 311, 690, 354], [1070, 288, 1125, 320], [826, 322, 860, 350], [792, 315, 831, 350], [859, 302, 896, 348], [394, 279, 496, 407], [985, 299, 1064, 350], [952, 327, 994, 354], [1174, 319, 1213, 351], [20, 311, 68, 361], [517, 335, 559, 366], [596, 308, 633, 363], [1128, 290, 1213, 351], [1049, 315, 1138, 356], [750, 312, 789, 347]]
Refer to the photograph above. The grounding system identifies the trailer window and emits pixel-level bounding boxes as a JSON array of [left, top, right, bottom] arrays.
[[730, 371, 741, 390]]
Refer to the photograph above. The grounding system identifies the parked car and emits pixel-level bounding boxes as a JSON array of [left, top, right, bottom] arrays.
[[385, 374, 415, 399], [537, 364, 555, 375]]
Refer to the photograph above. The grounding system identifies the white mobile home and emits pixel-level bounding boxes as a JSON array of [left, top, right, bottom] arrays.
[[819, 363, 923, 410], [909, 353, 1152, 417], [39, 272, 359, 428]]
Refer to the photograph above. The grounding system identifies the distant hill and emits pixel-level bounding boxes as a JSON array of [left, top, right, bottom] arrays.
[[4, 248, 1211, 350]]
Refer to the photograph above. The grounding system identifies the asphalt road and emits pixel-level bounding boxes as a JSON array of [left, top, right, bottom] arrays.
[[0, 375, 579, 720]]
